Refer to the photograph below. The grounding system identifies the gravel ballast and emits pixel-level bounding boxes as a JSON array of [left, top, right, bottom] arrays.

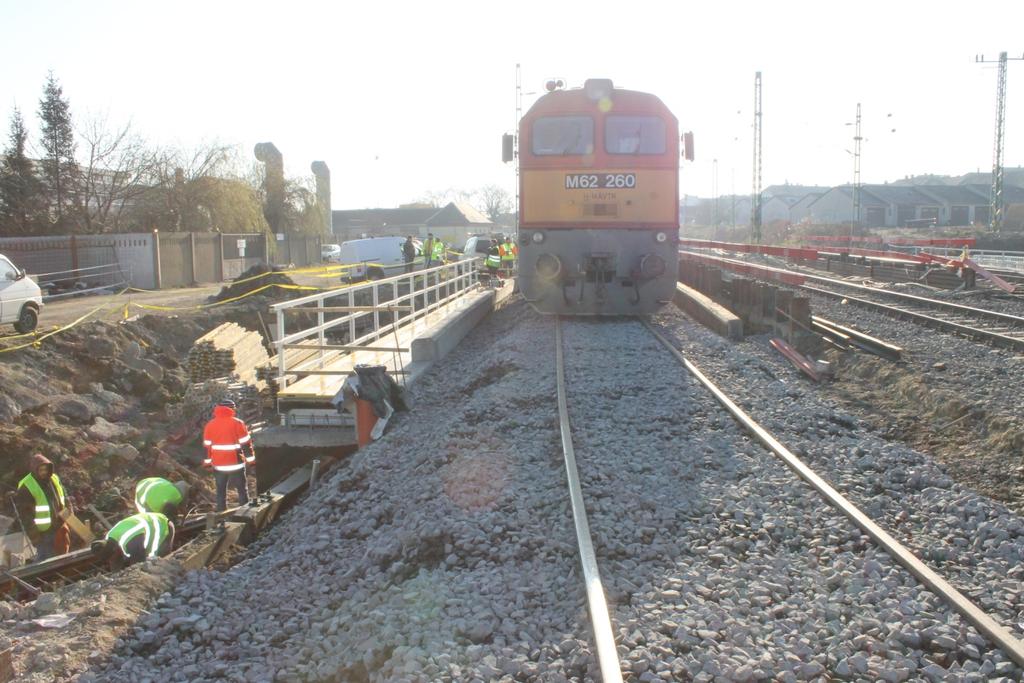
[[87, 298, 1024, 681]]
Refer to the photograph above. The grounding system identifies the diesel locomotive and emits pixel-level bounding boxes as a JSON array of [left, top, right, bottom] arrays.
[[508, 78, 690, 315]]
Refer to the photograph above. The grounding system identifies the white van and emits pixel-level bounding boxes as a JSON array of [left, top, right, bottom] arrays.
[[338, 237, 420, 281], [0, 253, 42, 333]]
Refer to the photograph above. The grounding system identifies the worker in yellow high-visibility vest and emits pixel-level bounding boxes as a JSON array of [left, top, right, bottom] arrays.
[[15, 453, 71, 561], [498, 235, 518, 276]]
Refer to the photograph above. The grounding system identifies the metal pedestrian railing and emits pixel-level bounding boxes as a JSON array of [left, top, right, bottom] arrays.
[[31, 262, 132, 301], [269, 259, 481, 393]]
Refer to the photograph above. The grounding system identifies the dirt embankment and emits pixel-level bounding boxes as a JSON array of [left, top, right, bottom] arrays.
[[0, 310, 269, 533], [826, 350, 1024, 512]]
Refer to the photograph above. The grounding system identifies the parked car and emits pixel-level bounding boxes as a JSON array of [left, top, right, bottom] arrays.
[[460, 235, 496, 261], [321, 243, 342, 263], [338, 236, 421, 281], [0, 253, 42, 333]]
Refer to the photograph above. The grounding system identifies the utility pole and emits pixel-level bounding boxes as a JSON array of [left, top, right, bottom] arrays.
[[731, 167, 736, 227], [751, 71, 763, 243], [712, 158, 719, 231], [515, 63, 522, 230], [976, 52, 1023, 232], [852, 102, 863, 235]]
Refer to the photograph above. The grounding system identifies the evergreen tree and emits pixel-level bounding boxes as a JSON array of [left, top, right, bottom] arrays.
[[0, 107, 45, 235], [38, 71, 78, 231]]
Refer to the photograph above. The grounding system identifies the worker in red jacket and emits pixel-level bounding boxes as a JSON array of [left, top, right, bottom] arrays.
[[202, 400, 255, 511]]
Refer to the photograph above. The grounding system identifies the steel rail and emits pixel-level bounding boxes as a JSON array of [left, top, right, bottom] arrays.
[[801, 285, 1024, 353], [554, 317, 623, 683], [643, 320, 1024, 668], [799, 274, 1024, 326], [681, 248, 1024, 326]]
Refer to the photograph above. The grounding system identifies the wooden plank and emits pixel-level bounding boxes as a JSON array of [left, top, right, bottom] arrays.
[[65, 513, 95, 544]]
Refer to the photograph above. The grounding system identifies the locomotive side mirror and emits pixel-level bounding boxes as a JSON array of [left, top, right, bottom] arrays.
[[502, 133, 515, 163], [682, 132, 695, 161]]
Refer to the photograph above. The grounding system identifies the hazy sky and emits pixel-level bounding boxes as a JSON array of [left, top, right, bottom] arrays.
[[2, 0, 1023, 208]]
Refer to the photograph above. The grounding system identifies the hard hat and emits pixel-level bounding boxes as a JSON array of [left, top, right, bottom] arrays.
[[218, 399, 236, 409]]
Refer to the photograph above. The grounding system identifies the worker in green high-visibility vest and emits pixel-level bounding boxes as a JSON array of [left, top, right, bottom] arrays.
[[95, 511, 174, 567], [15, 453, 72, 561], [134, 477, 189, 522]]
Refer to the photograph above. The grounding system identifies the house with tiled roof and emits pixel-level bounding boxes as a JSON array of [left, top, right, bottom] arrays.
[[332, 201, 496, 249]]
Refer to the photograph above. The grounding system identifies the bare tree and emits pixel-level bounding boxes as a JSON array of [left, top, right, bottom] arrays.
[[418, 187, 479, 207], [476, 184, 512, 222], [76, 113, 167, 232]]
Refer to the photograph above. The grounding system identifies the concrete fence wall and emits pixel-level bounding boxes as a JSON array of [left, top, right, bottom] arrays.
[[0, 231, 322, 291]]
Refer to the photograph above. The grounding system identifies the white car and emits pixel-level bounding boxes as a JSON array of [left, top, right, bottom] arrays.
[[460, 235, 497, 261], [321, 244, 342, 263], [338, 236, 420, 281], [0, 253, 42, 333]]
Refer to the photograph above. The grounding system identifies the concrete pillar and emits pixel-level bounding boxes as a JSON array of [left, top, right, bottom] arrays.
[[70, 234, 79, 276], [216, 232, 225, 282], [775, 289, 793, 334], [254, 143, 285, 235], [189, 231, 197, 285], [152, 229, 162, 289], [311, 161, 332, 237], [706, 269, 722, 300], [762, 285, 777, 329], [789, 297, 811, 343]]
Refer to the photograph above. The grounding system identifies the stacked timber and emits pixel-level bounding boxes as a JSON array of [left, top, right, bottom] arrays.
[[188, 323, 270, 388], [167, 380, 262, 426]]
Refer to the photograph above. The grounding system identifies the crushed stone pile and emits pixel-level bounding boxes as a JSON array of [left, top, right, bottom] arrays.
[[209, 263, 299, 304]]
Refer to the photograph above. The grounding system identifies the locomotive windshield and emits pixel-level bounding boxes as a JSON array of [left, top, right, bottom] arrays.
[[532, 116, 594, 155], [605, 115, 666, 154]]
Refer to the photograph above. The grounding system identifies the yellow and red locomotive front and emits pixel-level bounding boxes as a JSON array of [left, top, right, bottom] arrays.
[[517, 79, 679, 315]]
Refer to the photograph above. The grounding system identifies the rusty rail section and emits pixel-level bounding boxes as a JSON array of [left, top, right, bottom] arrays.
[[644, 320, 1024, 668]]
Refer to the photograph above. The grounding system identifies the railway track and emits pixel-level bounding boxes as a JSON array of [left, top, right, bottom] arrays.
[[680, 249, 1024, 350], [553, 316, 1024, 680], [798, 280, 1024, 353]]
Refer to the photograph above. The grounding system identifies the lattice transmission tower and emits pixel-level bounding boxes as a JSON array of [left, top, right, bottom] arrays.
[[977, 51, 1024, 232], [751, 71, 763, 243]]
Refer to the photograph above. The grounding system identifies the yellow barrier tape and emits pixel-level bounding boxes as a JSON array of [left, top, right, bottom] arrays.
[[0, 302, 112, 354], [128, 282, 323, 312]]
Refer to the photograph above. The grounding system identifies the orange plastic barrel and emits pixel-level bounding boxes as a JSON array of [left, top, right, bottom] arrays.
[[355, 398, 378, 448]]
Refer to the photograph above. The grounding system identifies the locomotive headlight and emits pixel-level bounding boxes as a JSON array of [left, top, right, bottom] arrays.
[[531, 231, 545, 244], [535, 253, 562, 280], [639, 254, 666, 279], [655, 232, 668, 243]]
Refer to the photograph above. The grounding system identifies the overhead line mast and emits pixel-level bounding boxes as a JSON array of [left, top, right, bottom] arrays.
[[976, 51, 1024, 233], [852, 103, 862, 233], [751, 71, 763, 243], [515, 63, 522, 231]]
